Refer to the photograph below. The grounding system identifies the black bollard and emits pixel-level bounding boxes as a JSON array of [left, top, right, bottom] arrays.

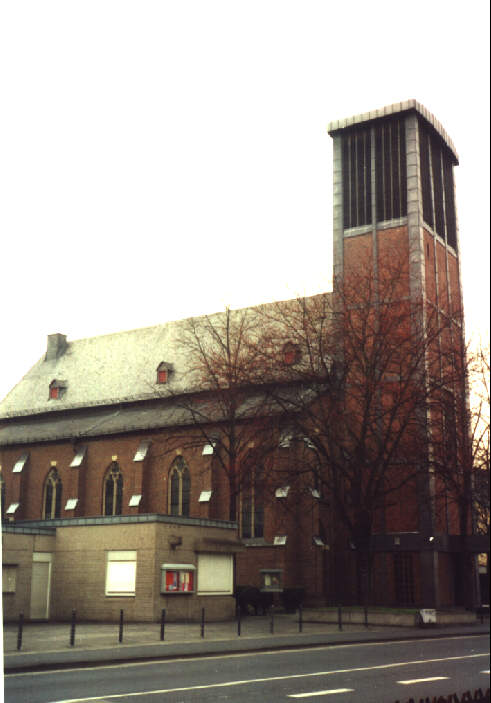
[[160, 609, 166, 641], [17, 612, 24, 651], [237, 606, 241, 637], [364, 606, 368, 629], [299, 604, 303, 633], [70, 609, 76, 646], [338, 606, 342, 631], [118, 609, 124, 643], [270, 604, 275, 634], [200, 608, 205, 638]]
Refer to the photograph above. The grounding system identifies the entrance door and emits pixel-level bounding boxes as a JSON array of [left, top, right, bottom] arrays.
[[30, 554, 52, 619]]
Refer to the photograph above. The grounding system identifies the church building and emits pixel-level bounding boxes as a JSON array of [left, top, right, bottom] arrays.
[[1, 100, 486, 622]]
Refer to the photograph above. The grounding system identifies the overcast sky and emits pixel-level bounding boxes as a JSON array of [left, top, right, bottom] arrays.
[[0, 0, 489, 402]]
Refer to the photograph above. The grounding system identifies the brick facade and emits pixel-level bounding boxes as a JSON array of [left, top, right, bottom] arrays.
[[2, 101, 487, 619], [2, 518, 241, 622]]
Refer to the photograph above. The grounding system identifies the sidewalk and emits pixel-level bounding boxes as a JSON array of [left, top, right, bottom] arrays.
[[3, 614, 489, 673]]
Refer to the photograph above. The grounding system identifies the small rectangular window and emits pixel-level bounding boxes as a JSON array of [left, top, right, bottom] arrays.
[[6, 502, 19, 515], [260, 569, 283, 592], [2, 565, 18, 593], [133, 440, 151, 462], [70, 446, 87, 468], [197, 554, 233, 595], [274, 535, 287, 545], [278, 432, 292, 448], [275, 486, 290, 498], [106, 551, 137, 597], [161, 563, 196, 593], [12, 453, 29, 473]]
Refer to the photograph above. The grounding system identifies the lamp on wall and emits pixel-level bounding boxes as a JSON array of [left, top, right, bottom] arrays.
[[169, 535, 182, 550]]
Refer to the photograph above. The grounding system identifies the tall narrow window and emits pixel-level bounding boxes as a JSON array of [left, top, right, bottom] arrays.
[[443, 159, 457, 249], [394, 553, 415, 605], [43, 469, 63, 519], [240, 457, 264, 539], [168, 457, 191, 517], [442, 390, 457, 469], [419, 120, 458, 251], [374, 117, 407, 223], [342, 126, 372, 229], [431, 136, 445, 238], [104, 462, 123, 516], [419, 130, 433, 228]]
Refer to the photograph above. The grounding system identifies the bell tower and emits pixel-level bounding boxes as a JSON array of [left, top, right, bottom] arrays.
[[328, 100, 460, 309], [328, 101, 465, 607]]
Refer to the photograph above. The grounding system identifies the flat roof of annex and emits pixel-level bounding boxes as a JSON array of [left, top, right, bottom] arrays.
[[327, 99, 458, 165]]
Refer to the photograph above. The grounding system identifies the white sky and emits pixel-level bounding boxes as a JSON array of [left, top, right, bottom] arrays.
[[0, 0, 489, 402]]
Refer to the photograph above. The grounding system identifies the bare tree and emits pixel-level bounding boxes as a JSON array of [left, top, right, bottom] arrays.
[[429, 339, 490, 606], [159, 306, 280, 523], [256, 247, 460, 605], [469, 344, 490, 537]]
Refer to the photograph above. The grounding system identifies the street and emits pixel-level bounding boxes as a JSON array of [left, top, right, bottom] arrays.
[[4, 634, 489, 703]]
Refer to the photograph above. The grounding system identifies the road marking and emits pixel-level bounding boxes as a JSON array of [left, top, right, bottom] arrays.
[[6, 634, 489, 677], [398, 676, 449, 684], [44, 652, 489, 702], [289, 689, 354, 698]]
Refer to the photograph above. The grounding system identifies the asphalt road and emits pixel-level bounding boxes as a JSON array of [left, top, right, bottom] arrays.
[[4, 634, 490, 703]]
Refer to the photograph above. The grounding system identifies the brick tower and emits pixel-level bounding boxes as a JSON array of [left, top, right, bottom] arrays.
[[328, 101, 469, 607]]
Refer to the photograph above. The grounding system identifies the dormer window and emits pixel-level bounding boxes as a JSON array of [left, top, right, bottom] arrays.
[[283, 342, 301, 366], [49, 379, 66, 400], [156, 362, 173, 385]]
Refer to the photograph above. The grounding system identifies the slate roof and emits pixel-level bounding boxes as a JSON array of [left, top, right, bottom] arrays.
[[0, 295, 330, 446], [0, 320, 192, 420], [0, 392, 291, 446]]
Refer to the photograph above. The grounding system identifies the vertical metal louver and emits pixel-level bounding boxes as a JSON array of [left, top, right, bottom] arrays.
[[342, 116, 407, 229], [419, 120, 458, 251], [342, 127, 372, 229], [374, 117, 407, 223]]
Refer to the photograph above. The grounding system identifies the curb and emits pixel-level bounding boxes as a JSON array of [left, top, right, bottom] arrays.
[[5, 626, 490, 674]]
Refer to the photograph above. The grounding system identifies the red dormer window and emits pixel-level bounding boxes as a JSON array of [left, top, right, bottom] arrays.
[[283, 342, 300, 366], [156, 362, 172, 385], [49, 379, 66, 400]]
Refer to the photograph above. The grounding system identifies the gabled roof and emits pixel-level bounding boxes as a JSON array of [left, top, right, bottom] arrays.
[[0, 320, 192, 419], [0, 294, 332, 434]]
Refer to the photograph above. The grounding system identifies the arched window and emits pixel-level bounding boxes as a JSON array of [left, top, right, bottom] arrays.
[[103, 462, 123, 516], [43, 469, 63, 519], [168, 457, 190, 517], [240, 455, 264, 539]]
